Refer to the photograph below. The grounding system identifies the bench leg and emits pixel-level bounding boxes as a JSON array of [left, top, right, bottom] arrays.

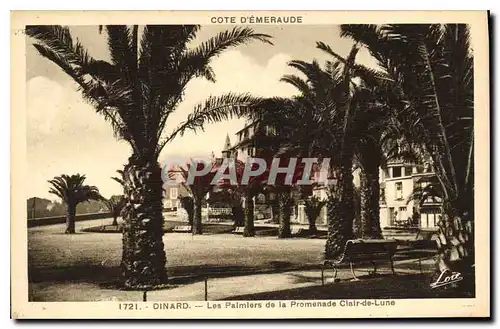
[[349, 262, 359, 281], [321, 265, 325, 285], [390, 257, 396, 275]]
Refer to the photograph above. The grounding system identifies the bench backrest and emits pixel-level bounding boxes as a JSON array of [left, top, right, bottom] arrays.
[[340, 239, 398, 262]]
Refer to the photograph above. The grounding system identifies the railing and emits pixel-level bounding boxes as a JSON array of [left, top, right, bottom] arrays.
[[207, 208, 232, 215], [27, 212, 113, 228]]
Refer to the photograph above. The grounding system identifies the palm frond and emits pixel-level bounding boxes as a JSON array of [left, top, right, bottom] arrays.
[[26, 25, 138, 151], [158, 93, 264, 155]]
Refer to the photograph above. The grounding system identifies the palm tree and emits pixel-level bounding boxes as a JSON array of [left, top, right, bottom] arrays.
[[229, 160, 268, 237], [103, 195, 126, 226], [304, 196, 326, 234], [48, 174, 101, 234], [175, 159, 221, 235], [105, 170, 126, 226], [27, 25, 272, 288], [254, 46, 360, 254], [351, 86, 386, 239], [282, 45, 360, 257], [339, 24, 474, 284]]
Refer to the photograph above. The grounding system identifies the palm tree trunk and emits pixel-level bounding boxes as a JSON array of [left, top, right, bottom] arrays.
[[278, 192, 292, 239], [232, 203, 244, 226], [325, 155, 355, 258], [65, 203, 76, 234], [308, 217, 317, 234], [121, 158, 167, 289], [112, 215, 118, 226], [271, 201, 280, 224], [433, 201, 474, 294], [243, 192, 255, 237], [193, 197, 203, 235], [359, 147, 382, 239]]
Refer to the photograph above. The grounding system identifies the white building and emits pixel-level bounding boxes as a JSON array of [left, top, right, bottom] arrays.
[[380, 160, 441, 229]]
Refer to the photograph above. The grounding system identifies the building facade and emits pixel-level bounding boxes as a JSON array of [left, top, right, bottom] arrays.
[[219, 119, 443, 229], [380, 160, 441, 229], [305, 160, 442, 230], [163, 183, 190, 211]]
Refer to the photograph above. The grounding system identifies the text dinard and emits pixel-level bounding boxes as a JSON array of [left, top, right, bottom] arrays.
[[210, 16, 303, 24]]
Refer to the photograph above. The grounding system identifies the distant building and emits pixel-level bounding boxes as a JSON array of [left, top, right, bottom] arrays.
[[230, 119, 276, 163], [228, 119, 302, 222], [163, 183, 190, 211]]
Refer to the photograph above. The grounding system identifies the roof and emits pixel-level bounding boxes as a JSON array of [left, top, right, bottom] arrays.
[[235, 119, 260, 135], [222, 134, 231, 152]]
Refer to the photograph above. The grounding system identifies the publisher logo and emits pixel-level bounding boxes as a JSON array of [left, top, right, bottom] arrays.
[[430, 269, 463, 289]]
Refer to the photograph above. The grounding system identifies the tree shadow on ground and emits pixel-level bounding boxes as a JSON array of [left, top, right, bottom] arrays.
[[28, 261, 321, 287], [223, 273, 475, 300]]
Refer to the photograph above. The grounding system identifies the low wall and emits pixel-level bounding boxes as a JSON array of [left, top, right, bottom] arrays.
[[27, 212, 112, 228]]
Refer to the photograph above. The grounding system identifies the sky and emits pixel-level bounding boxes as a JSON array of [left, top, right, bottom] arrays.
[[26, 25, 378, 200]]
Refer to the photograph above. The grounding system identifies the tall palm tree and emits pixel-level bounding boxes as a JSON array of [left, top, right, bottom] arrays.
[[288, 45, 360, 258], [48, 174, 101, 234], [351, 85, 386, 239], [27, 25, 272, 288], [340, 24, 474, 283], [256, 46, 360, 255]]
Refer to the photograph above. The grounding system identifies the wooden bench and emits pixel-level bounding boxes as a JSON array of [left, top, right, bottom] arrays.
[[321, 239, 398, 283], [172, 225, 192, 233], [232, 226, 245, 234]]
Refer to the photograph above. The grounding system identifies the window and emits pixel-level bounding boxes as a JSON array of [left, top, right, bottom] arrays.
[[170, 187, 178, 200], [421, 208, 441, 228], [415, 165, 424, 174], [247, 147, 253, 156], [399, 206, 407, 220], [165, 200, 172, 209], [392, 166, 402, 178], [380, 188, 386, 203], [404, 166, 413, 176], [424, 163, 432, 173], [395, 182, 403, 200]]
